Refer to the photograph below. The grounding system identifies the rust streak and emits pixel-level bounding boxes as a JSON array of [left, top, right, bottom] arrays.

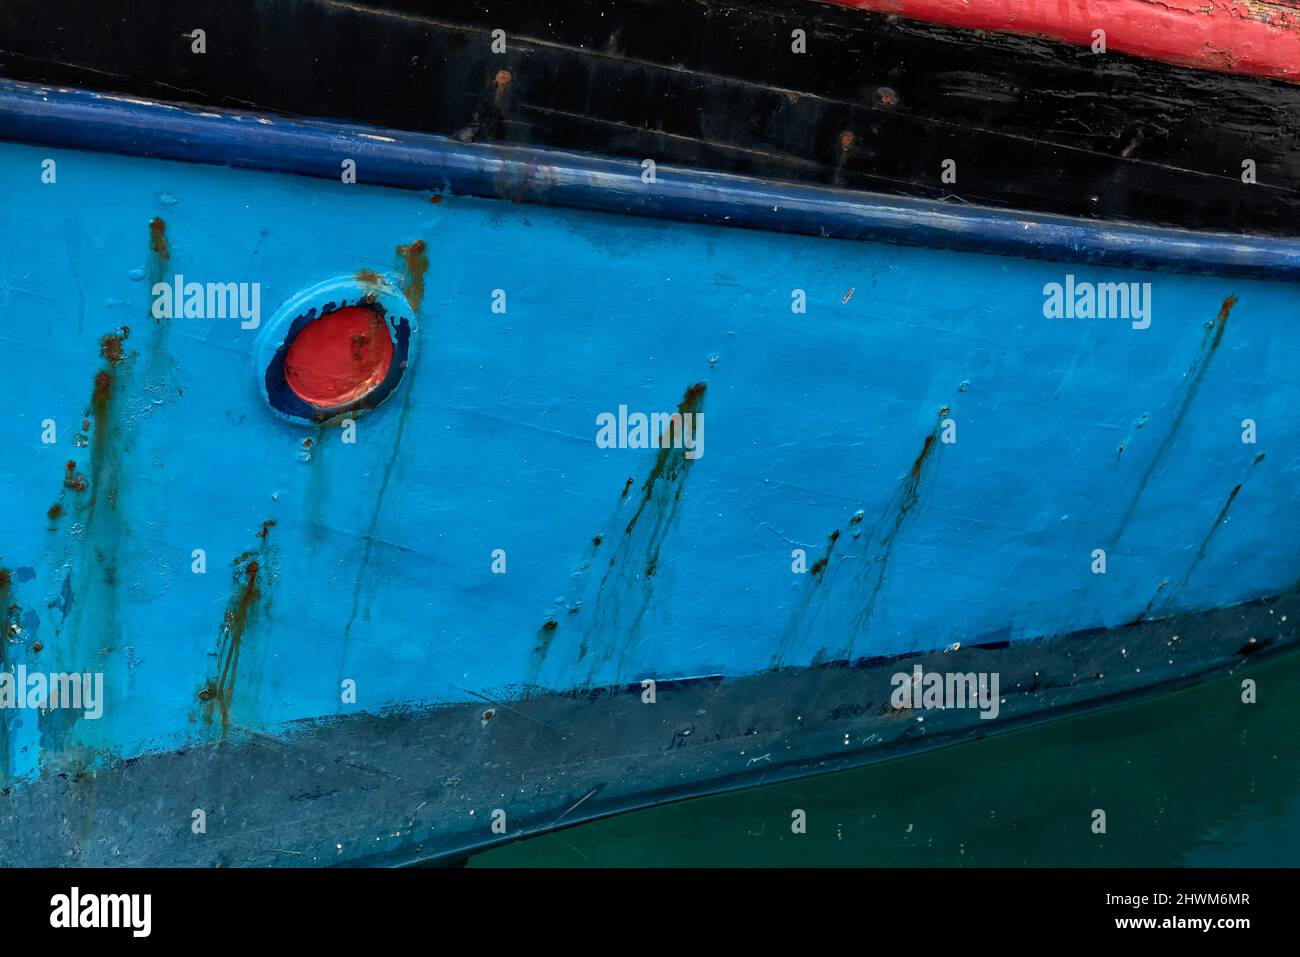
[[92, 371, 112, 410], [0, 568, 11, 781], [536, 382, 708, 684], [623, 383, 707, 536], [205, 555, 260, 732], [396, 240, 428, 312], [99, 328, 129, 367], [1131, 578, 1168, 625], [1152, 481, 1247, 620], [88, 356, 123, 518], [528, 619, 559, 678], [1217, 294, 1239, 325], [910, 435, 936, 478], [62, 461, 87, 493], [203, 526, 274, 733], [1107, 293, 1236, 549], [850, 413, 949, 643], [148, 217, 169, 263]]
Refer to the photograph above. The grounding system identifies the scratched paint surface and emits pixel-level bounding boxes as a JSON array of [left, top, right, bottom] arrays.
[[0, 141, 1298, 785], [826, 0, 1300, 82]]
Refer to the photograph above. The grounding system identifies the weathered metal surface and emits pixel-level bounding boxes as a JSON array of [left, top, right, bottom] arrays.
[[2, 598, 1295, 866], [0, 95, 1298, 864], [1, 1, 1299, 234], [4, 83, 1300, 280]]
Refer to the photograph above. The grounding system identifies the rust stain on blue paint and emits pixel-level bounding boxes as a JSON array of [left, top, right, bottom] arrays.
[[0, 568, 15, 784], [337, 240, 427, 686], [396, 239, 427, 312], [1144, 477, 1252, 622], [848, 407, 951, 650], [772, 527, 845, 668], [526, 383, 707, 688], [148, 216, 169, 278], [200, 526, 276, 733], [775, 406, 952, 667], [40, 218, 175, 675], [88, 328, 129, 519], [1109, 294, 1237, 548], [40, 315, 138, 678]]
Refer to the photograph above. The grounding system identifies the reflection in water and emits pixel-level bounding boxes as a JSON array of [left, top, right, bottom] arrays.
[[473, 650, 1300, 866]]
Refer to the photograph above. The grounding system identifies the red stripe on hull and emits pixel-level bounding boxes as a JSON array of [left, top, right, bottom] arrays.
[[823, 0, 1300, 82]]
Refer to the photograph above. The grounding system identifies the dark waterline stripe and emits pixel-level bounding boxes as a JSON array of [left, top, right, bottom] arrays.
[[3, 80, 1299, 281]]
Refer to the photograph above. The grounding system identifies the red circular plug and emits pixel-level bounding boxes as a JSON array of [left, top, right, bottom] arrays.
[[283, 306, 394, 408]]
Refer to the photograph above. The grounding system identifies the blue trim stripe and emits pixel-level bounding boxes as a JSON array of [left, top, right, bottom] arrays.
[[2, 80, 1299, 280]]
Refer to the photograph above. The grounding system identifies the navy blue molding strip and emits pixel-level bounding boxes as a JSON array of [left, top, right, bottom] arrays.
[[3, 79, 1299, 281]]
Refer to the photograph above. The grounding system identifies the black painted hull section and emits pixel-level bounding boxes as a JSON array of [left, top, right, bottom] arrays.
[[3, 588, 1295, 866], [1, 0, 1298, 235]]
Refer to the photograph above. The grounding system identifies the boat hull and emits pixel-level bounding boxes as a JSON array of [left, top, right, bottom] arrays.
[[1, 117, 1298, 863], [3, 600, 1294, 866], [3, 0, 1300, 235]]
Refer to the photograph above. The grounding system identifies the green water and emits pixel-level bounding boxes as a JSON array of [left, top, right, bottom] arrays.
[[472, 650, 1300, 866]]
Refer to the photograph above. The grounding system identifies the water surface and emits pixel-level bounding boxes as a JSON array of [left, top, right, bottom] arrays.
[[473, 650, 1300, 866]]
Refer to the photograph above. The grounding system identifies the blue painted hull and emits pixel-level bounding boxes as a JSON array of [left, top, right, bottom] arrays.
[[1, 88, 1298, 864]]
